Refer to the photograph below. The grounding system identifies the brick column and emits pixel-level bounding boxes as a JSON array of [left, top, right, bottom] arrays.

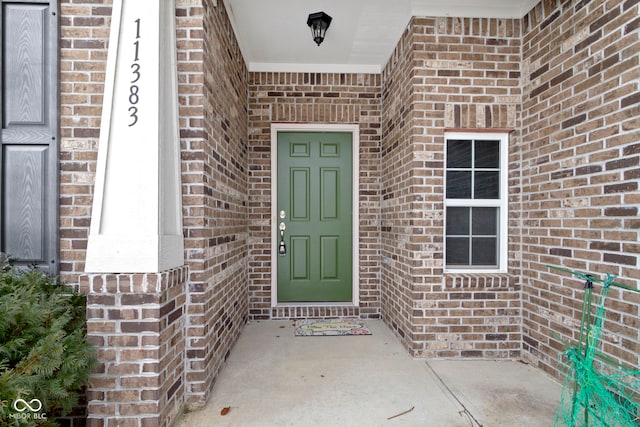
[[79, 266, 188, 427]]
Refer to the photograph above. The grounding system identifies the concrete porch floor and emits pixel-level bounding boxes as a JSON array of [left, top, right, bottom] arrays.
[[176, 320, 562, 426]]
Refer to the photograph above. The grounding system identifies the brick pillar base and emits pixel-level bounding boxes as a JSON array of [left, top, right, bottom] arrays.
[[79, 266, 189, 427]]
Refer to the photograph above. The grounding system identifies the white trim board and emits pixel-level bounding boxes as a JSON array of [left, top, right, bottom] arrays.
[[270, 123, 360, 308]]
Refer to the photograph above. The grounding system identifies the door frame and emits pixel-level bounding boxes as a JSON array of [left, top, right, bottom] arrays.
[[270, 123, 360, 307]]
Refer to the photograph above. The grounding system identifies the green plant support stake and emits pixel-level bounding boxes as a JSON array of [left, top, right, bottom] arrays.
[[548, 265, 640, 427]]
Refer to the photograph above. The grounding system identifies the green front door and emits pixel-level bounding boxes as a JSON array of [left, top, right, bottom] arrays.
[[277, 132, 353, 302]]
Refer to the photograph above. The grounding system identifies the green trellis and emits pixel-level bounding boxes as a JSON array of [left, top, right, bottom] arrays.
[[549, 266, 640, 427]]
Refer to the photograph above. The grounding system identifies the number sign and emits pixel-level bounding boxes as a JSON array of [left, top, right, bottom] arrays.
[[128, 18, 141, 127]]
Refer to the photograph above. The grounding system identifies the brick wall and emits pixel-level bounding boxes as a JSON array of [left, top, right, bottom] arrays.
[[381, 16, 524, 357], [247, 72, 382, 319], [59, 0, 249, 415], [380, 23, 417, 352], [80, 268, 188, 427], [182, 0, 249, 407], [56, 0, 640, 420], [59, 0, 110, 281], [520, 0, 640, 378]]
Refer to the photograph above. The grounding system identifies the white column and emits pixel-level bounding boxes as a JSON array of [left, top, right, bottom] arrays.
[[85, 0, 184, 273]]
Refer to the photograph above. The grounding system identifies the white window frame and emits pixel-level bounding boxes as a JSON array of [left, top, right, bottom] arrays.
[[444, 131, 509, 273]]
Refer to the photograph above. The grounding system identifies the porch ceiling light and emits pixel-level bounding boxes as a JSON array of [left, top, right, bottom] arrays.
[[307, 11, 332, 46]]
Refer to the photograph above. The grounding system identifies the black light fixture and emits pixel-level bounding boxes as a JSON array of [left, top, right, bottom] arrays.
[[307, 11, 332, 46]]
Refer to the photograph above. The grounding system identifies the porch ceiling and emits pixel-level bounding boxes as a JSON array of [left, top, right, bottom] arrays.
[[222, 0, 539, 74]]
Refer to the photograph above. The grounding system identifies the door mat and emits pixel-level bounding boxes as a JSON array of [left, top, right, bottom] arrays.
[[294, 318, 372, 336]]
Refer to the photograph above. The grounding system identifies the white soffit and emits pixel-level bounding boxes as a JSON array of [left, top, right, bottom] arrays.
[[411, 0, 540, 20], [224, 0, 540, 73]]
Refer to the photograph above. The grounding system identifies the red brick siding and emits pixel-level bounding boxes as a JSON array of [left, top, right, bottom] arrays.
[[56, 0, 640, 413], [59, 0, 249, 411], [381, 16, 524, 357], [80, 267, 188, 427], [182, 0, 249, 407], [380, 23, 417, 351], [247, 72, 382, 319], [521, 0, 640, 378], [59, 1, 110, 281]]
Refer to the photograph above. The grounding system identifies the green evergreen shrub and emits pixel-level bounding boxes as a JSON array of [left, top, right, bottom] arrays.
[[0, 257, 96, 426]]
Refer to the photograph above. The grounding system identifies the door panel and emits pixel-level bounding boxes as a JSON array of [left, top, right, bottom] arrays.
[[320, 236, 338, 280], [291, 236, 310, 280], [3, 146, 46, 261], [277, 132, 352, 302], [320, 168, 339, 220], [1, 1, 58, 273], [3, 4, 46, 126], [291, 168, 310, 220]]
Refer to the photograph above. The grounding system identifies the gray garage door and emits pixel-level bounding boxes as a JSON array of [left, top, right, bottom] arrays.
[[1, 0, 58, 273]]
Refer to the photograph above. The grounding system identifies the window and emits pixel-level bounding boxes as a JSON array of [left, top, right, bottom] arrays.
[[444, 132, 508, 271]]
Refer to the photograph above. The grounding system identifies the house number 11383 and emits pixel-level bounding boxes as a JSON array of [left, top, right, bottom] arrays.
[[128, 18, 141, 127]]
